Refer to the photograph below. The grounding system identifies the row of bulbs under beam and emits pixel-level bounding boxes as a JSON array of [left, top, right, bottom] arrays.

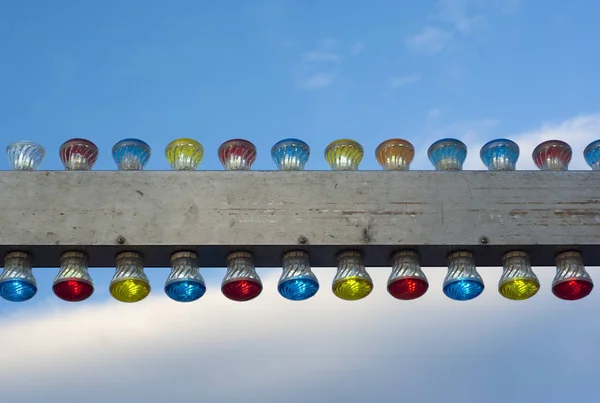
[[0, 249, 593, 303], [5, 137, 600, 172]]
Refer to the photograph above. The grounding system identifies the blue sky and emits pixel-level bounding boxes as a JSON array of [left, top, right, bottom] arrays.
[[1, 1, 600, 402]]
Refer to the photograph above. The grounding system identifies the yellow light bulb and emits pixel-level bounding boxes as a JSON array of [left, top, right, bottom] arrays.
[[325, 139, 364, 170], [499, 251, 540, 301], [165, 138, 204, 170], [499, 279, 540, 301], [332, 277, 373, 301], [332, 250, 373, 301], [110, 279, 151, 303]]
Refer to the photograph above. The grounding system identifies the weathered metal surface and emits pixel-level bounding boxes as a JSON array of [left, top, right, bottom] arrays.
[[0, 171, 598, 267]]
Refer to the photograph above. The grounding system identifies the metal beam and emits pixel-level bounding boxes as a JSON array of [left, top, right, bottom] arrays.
[[0, 171, 598, 268]]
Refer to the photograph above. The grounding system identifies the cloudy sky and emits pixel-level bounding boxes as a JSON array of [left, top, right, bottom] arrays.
[[1, 1, 600, 402]]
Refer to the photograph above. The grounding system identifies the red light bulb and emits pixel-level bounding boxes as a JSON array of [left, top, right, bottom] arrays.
[[387, 251, 429, 300], [221, 251, 262, 301], [387, 278, 429, 300], [53, 280, 94, 302], [222, 280, 263, 302], [218, 139, 257, 170], [53, 251, 94, 302], [552, 251, 593, 301]]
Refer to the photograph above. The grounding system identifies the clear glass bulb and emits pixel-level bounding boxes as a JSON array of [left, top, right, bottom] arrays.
[[583, 139, 600, 170], [218, 139, 257, 170], [278, 251, 319, 301], [110, 251, 150, 303], [387, 250, 428, 300], [165, 251, 206, 302], [498, 251, 539, 301], [271, 138, 310, 170], [332, 250, 373, 301], [0, 251, 37, 302], [6, 141, 45, 171], [427, 138, 467, 171], [165, 138, 204, 170], [375, 139, 415, 171], [59, 138, 99, 170], [532, 140, 571, 171], [112, 138, 151, 171], [221, 251, 262, 301], [443, 251, 484, 301], [480, 138, 519, 171], [325, 139, 364, 171], [552, 251, 593, 300], [53, 251, 94, 302]]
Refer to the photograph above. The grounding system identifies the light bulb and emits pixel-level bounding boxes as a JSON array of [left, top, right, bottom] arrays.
[[480, 138, 519, 171], [387, 250, 428, 300], [271, 138, 310, 170], [325, 139, 363, 171], [165, 251, 206, 302], [375, 139, 415, 170], [443, 251, 484, 301], [6, 141, 45, 171], [110, 251, 150, 303], [332, 250, 373, 301], [583, 139, 600, 170], [428, 138, 467, 171], [532, 140, 571, 171], [498, 251, 539, 301], [221, 251, 262, 301], [278, 251, 319, 301], [53, 251, 94, 302], [59, 138, 99, 170], [552, 251, 593, 300], [112, 138, 151, 171], [0, 251, 37, 302], [218, 139, 257, 170], [165, 138, 204, 170]]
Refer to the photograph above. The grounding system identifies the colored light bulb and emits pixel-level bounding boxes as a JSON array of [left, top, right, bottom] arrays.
[[387, 250, 428, 300], [480, 138, 519, 171], [278, 251, 319, 301], [552, 251, 593, 300], [583, 139, 600, 170], [59, 138, 99, 170], [112, 138, 151, 171], [271, 138, 310, 170], [332, 250, 373, 301], [0, 251, 37, 302], [325, 139, 364, 171], [53, 251, 94, 302], [498, 251, 539, 301], [375, 139, 415, 171], [165, 138, 204, 170], [532, 140, 571, 171], [6, 141, 45, 171], [221, 251, 262, 301], [165, 251, 206, 303], [110, 251, 150, 303], [443, 251, 484, 301], [218, 139, 257, 170], [428, 138, 467, 171]]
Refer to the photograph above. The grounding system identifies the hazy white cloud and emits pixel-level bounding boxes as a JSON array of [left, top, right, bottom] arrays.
[[391, 73, 422, 88], [427, 107, 443, 120], [299, 72, 336, 90], [406, 27, 453, 54], [302, 50, 342, 63], [350, 40, 365, 56]]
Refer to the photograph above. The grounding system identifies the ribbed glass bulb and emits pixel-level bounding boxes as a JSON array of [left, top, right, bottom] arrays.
[[218, 139, 257, 170], [110, 251, 150, 303], [278, 251, 319, 301], [332, 250, 373, 301], [165, 251, 206, 302], [165, 138, 204, 170], [387, 250, 428, 300], [221, 251, 262, 301], [583, 139, 600, 171], [325, 139, 364, 171], [443, 251, 484, 301], [480, 138, 519, 171], [112, 138, 151, 171], [271, 138, 310, 170], [0, 251, 37, 302], [532, 140, 571, 171], [53, 251, 94, 302], [59, 138, 99, 170], [427, 138, 467, 171], [552, 251, 593, 300], [498, 251, 539, 301], [6, 141, 45, 171], [376, 139, 415, 170]]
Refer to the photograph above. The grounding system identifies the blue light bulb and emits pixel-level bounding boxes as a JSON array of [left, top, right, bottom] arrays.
[[278, 251, 319, 301], [443, 251, 484, 301], [165, 251, 206, 303], [0, 252, 37, 302], [427, 138, 467, 171], [165, 280, 206, 303], [112, 138, 151, 170], [584, 139, 600, 171], [271, 138, 310, 170], [480, 138, 519, 171]]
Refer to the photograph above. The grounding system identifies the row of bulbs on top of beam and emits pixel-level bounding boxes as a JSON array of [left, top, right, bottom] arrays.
[[4, 137, 600, 171], [0, 248, 593, 304]]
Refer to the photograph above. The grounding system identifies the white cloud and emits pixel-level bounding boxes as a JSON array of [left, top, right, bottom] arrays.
[[350, 40, 365, 56], [406, 26, 453, 54], [300, 72, 336, 90], [391, 73, 422, 88], [302, 51, 342, 63]]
